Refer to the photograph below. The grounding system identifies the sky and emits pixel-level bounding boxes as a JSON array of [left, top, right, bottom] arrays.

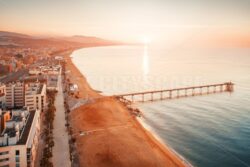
[[0, 0, 250, 42]]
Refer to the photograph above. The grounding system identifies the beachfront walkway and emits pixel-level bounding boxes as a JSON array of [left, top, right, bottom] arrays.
[[52, 75, 71, 167]]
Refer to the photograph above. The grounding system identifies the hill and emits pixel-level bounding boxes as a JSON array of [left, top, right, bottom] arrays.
[[0, 31, 122, 49]]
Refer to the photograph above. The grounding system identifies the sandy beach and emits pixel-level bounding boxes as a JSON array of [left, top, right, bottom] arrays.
[[64, 49, 190, 167]]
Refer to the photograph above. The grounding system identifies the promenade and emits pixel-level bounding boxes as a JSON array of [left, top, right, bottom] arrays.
[[52, 74, 71, 167]]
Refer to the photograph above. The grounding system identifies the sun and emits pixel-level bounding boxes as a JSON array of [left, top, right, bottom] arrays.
[[142, 36, 151, 44]]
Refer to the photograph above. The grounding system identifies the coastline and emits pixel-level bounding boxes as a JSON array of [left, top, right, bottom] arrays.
[[137, 117, 193, 167], [63, 47, 192, 167]]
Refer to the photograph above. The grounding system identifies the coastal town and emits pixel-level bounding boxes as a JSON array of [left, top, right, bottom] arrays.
[[1, 0, 250, 167], [0, 29, 238, 167], [0, 44, 67, 167], [0, 32, 83, 167]]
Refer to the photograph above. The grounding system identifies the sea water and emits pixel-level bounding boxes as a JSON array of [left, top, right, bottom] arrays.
[[71, 45, 250, 167]]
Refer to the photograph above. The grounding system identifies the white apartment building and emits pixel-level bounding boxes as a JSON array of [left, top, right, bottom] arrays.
[[47, 75, 59, 91], [25, 82, 46, 112], [0, 83, 6, 108], [5, 82, 25, 109], [29, 65, 61, 76], [0, 107, 41, 167]]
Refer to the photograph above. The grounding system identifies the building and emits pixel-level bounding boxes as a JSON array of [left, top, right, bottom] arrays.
[[28, 68, 41, 75], [0, 83, 6, 108], [29, 65, 61, 76], [69, 83, 79, 94], [6, 82, 25, 109], [5, 81, 47, 112], [0, 107, 41, 167], [54, 56, 63, 61], [47, 75, 59, 91], [25, 82, 46, 112], [0, 109, 11, 134], [28, 65, 61, 91]]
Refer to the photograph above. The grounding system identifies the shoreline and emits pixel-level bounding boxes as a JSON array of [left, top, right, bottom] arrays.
[[63, 46, 192, 167], [137, 117, 193, 167]]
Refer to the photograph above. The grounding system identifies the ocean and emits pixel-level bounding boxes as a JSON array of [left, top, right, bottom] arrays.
[[71, 45, 250, 167]]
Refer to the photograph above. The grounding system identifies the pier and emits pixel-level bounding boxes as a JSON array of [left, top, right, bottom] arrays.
[[115, 82, 234, 103]]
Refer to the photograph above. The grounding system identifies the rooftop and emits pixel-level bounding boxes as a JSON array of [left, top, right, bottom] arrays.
[[17, 110, 35, 145], [25, 82, 44, 95], [4, 128, 16, 138], [36, 65, 61, 74], [11, 115, 23, 122], [0, 108, 37, 146], [6, 81, 24, 87], [0, 108, 28, 144], [22, 75, 47, 83]]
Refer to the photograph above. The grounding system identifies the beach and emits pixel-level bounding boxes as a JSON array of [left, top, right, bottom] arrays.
[[63, 49, 189, 167]]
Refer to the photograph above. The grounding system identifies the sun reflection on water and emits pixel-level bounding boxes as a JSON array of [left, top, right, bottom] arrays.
[[143, 44, 149, 76]]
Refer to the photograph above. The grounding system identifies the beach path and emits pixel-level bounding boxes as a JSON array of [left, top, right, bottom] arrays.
[[52, 74, 71, 167]]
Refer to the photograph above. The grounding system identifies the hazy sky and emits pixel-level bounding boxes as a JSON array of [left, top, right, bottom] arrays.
[[0, 0, 250, 41]]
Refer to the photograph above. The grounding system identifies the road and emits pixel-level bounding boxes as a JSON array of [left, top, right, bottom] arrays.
[[52, 74, 71, 167]]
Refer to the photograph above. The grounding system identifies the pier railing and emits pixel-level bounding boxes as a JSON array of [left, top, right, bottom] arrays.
[[115, 82, 234, 104]]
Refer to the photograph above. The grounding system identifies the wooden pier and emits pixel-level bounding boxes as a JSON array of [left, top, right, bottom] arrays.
[[115, 82, 234, 103]]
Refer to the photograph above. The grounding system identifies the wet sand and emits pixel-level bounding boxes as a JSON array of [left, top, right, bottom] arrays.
[[64, 49, 190, 167]]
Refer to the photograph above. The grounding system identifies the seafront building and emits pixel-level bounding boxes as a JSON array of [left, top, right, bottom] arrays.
[[25, 82, 46, 112], [2, 80, 47, 112], [0, 64, 50, 166], [29, 65, 61, 91], [0, 83, 6, 108], [47, 74, 59, 91], [5, 82, 25, 109], [0, 109, 11, 134], [29, 65, 61, 76], [0, 107, 41, 167]]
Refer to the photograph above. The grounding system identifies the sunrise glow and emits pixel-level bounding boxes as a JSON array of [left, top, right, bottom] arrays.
[[0, 1, 250, 167], [142, 36, 151, 45]]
